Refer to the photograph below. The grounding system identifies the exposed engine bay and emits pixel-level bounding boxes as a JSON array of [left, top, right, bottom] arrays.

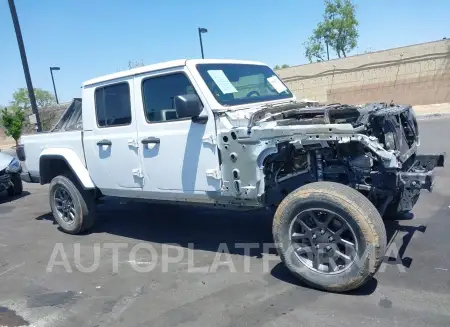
[[216, 102, 444, 215]]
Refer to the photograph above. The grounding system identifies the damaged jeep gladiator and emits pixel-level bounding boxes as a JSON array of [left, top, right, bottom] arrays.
[[17, 59, 444, 292]]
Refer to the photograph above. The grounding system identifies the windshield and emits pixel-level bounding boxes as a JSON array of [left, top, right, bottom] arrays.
[[196, 64, 293, 106]]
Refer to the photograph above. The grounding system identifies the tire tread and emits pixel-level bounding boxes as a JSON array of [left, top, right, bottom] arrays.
[[49, 173, 96, 234], [273, 181, 386, 292]]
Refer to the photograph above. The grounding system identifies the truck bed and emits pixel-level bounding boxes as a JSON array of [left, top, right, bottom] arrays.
[[18, 98, 85, 180], [20, 130, 85, 178], [50, 98, 83, 132]]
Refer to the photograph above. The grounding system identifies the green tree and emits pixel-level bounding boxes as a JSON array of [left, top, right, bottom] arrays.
[[304, 0, 358, 63], [0, 107, 25, 146], [128, 60, 145, 69], [10, 88, 55, 111], [274, 64, 290, 70], [304, 31, 327, 62]]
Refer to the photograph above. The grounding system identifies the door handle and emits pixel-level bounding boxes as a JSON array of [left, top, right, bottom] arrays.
[[97, 139, 112, 146], [141, 137, 160, 145]]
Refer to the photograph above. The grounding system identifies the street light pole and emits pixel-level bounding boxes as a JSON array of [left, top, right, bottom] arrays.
[[50, 67, 60, 104], [198, 27, 208, 59], [8, 0, 41, 132]]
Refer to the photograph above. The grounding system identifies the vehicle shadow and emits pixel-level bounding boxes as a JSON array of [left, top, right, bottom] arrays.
[[34, 197, 423, 295], [90, 198, 277, 257], [0, 191, 30, 205], [35, 212, 58, 225], [93, 199, 384, 295], [270, 262, 378, 296], [383, 213, 426, 269]]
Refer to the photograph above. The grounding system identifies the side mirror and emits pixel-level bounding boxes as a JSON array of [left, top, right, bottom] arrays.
[[174, 94, 203, 119]]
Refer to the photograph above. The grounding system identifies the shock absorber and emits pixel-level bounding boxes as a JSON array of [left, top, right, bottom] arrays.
[[316, 150, 323, 181]]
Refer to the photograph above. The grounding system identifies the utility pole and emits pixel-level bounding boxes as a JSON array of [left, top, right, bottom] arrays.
[[8, 0, 42, 132], [325, 41, 330, 61], [198, 27, 208, 59], [50, 67, 60, 104]]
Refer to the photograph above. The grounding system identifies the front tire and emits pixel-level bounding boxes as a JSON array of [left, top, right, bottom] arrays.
[[273, 182, 386, 292], [49, 174, 96, 234], [7, 174, 23, 196]]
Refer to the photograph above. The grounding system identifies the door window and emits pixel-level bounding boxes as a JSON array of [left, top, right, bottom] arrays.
[[95, 82, 131, 127], [142, 73, 197, 123]]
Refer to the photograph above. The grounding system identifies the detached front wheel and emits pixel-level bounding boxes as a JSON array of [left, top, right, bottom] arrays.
[[273, 182, 386, 292]]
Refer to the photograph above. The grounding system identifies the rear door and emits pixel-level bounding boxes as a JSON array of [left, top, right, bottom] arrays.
[[83, 80, 142, 195], [133, 67, 220, 197]]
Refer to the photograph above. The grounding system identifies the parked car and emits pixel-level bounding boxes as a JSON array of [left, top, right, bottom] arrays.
[[0, 151, 23, 196], [17, 59, 444, 292]]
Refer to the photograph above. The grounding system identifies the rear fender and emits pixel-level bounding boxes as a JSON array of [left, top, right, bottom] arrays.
[[39, 148, 95, 189]]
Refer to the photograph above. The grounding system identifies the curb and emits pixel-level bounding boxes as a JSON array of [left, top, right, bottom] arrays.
[[415, 113, 450, 120], [0, 145, 15, 151]]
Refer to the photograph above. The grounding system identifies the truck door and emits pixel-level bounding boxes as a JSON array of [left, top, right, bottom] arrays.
[[83, 79, 142, 194], [133, 68, 220, 196]]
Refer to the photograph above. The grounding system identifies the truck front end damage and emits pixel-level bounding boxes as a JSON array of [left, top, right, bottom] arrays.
[[216, 101, 444, 216]]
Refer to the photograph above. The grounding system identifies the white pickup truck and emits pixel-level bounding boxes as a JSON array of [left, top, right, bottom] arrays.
[[17, 59, 444, 292]]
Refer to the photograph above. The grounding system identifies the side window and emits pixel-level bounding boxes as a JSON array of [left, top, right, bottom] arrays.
[[95, 82, 131, 127], [142, 73, 198, 123]]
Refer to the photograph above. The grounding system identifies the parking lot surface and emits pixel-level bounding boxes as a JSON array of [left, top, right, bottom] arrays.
[[1, 117, 449, 327]]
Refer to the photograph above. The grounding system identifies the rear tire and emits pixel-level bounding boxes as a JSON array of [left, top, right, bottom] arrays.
[[273, 182, 386, 292], [7, 174, 23, 196], [49, 174, 96, 234]]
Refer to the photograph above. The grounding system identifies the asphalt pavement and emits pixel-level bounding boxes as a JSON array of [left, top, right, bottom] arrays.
[[0, 117, 449, 327]]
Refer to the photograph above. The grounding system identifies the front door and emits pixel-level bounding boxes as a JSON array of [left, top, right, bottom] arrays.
[[83, 80, 142, 194], [133, 68, 220, 196]]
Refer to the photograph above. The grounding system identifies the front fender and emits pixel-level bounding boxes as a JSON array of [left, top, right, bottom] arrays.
[[39, 148, 95, 189]]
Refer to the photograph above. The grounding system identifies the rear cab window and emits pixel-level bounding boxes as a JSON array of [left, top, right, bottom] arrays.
[[95, 82, 131, 127]]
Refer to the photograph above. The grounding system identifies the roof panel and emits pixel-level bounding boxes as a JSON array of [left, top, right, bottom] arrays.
[[82, 59, 187, 87], [82, 59, 269, 87]]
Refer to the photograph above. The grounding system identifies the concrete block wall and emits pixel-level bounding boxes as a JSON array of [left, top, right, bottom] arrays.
[[276, 39, 450, 105]]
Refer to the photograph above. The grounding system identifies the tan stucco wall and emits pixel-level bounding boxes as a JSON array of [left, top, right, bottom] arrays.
[[276, 39, 450, 105], [2, 40, 449, 144]]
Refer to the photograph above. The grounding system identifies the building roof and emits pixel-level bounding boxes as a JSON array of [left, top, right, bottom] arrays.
[[82, 58, 266, 87]]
